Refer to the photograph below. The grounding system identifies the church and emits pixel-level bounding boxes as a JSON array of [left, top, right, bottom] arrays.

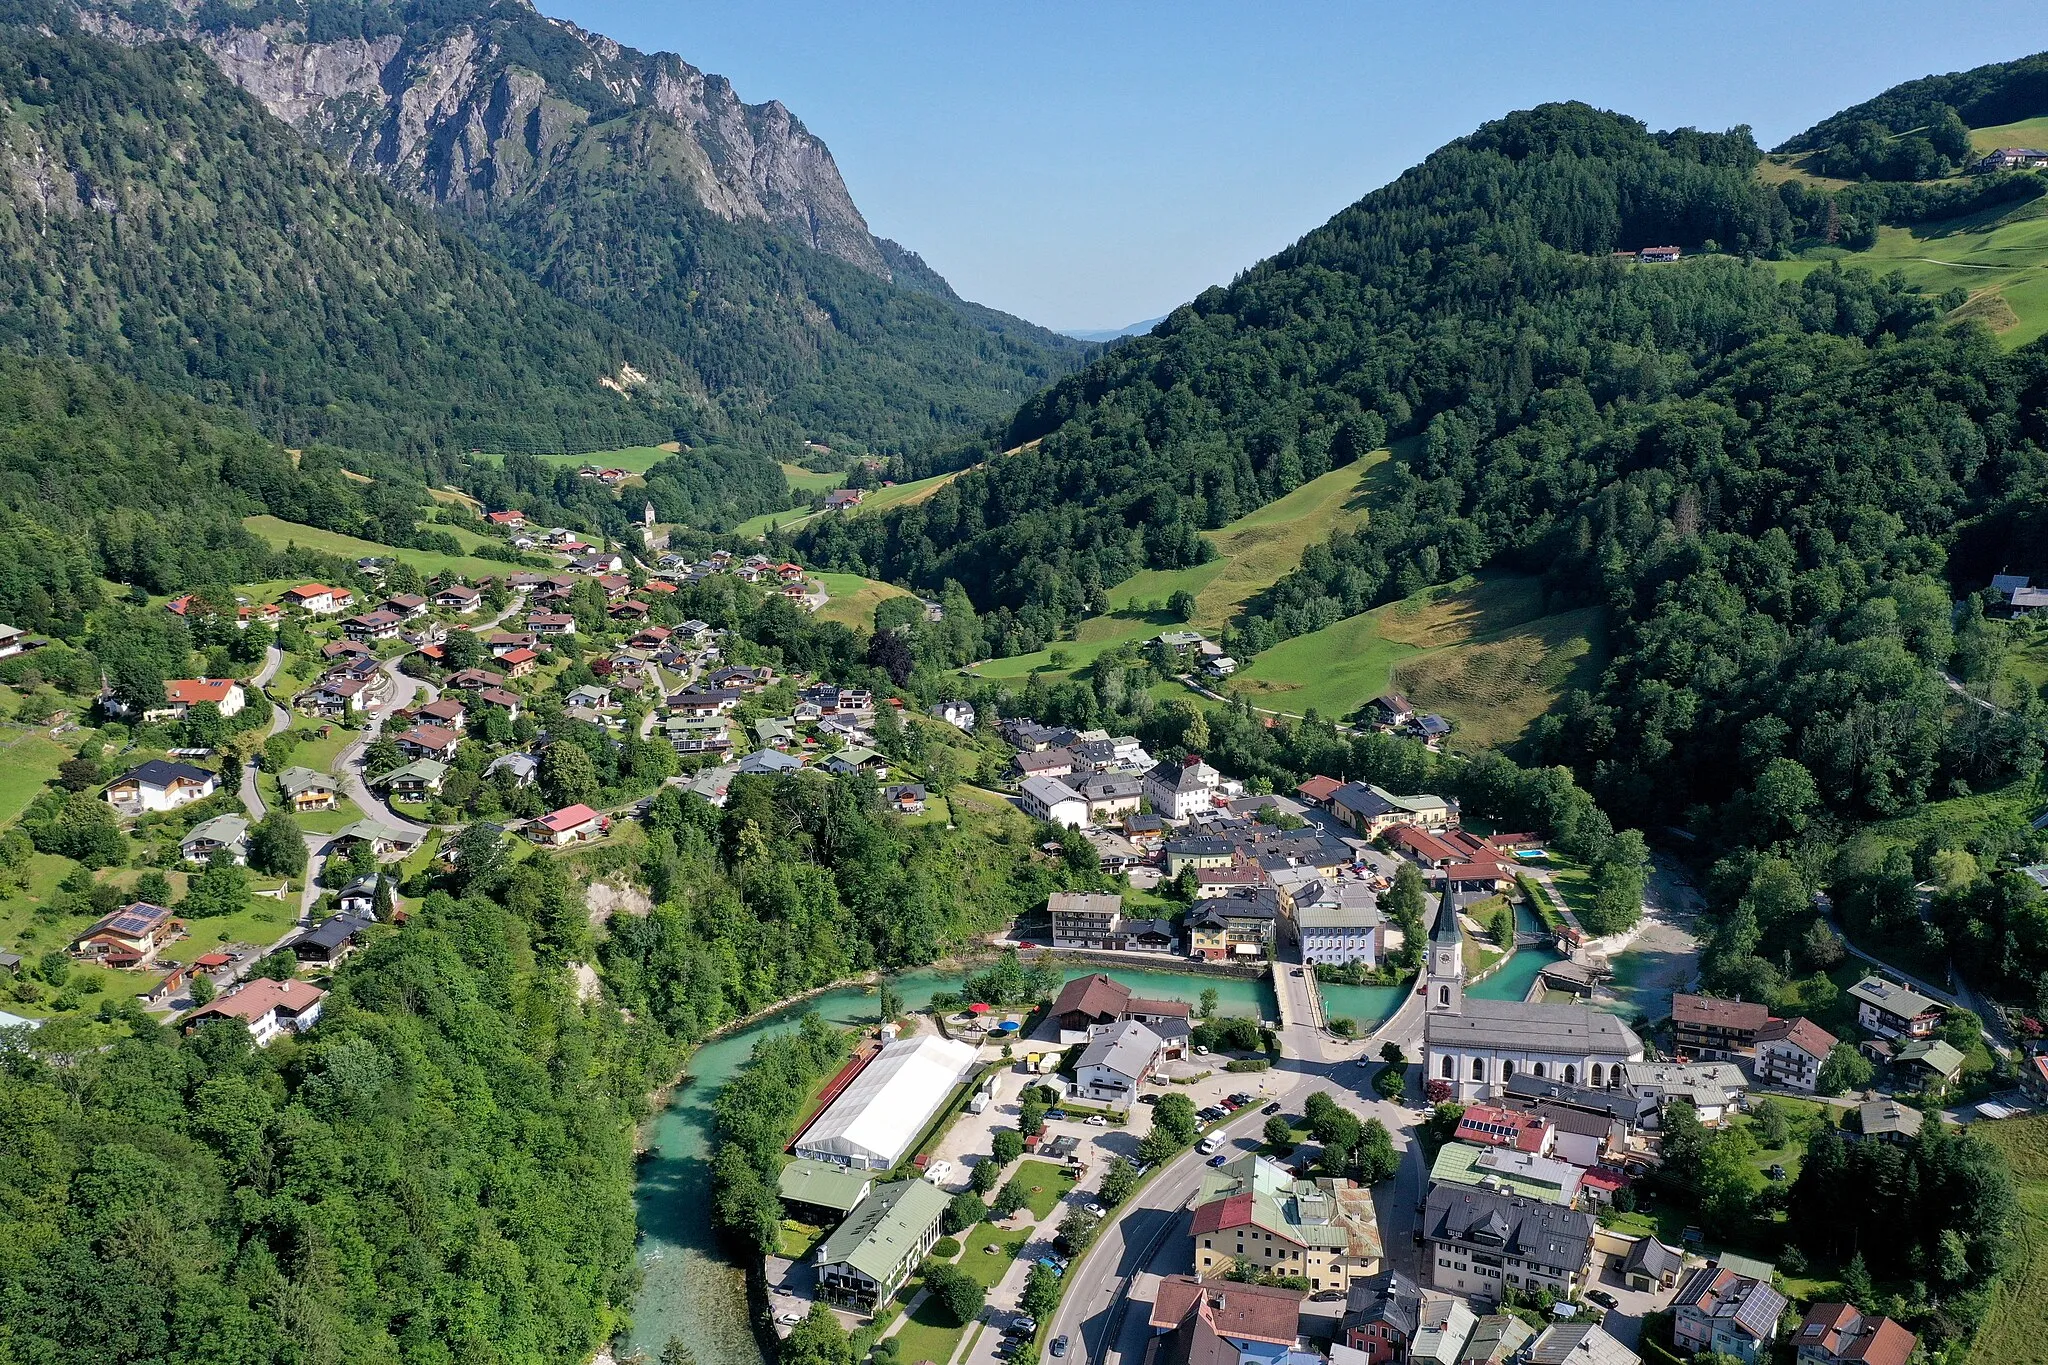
[[1421, 884, 1642, 1101]]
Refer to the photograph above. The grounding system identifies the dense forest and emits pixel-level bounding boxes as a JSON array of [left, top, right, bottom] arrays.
[[1780, 49, 2048, 158], [0, 23, 689, 456], [467, 110, 1088, 459]]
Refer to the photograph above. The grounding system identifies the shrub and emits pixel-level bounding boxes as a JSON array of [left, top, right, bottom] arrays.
[[931, 1237, 962, 1260]]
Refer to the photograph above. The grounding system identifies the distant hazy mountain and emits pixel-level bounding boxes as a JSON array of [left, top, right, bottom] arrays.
[[1064, 316, 1168, 342]]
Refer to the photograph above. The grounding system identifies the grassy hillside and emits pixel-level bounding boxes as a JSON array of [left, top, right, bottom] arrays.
[[241, 515, 518, 582], [1228, 575, 1605, 745], [1969, 1117, 2048, 1365], [735, 468, 970, 538], [1769, 193, 2048, 347], [970, 456, 1387, 684], [813, 573, 915, 630], [1970, 115, 2048, 152], [519, 444, 681, 475]]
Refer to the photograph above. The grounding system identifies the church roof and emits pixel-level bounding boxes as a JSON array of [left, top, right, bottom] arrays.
[[1430, 881, 1462, 946]]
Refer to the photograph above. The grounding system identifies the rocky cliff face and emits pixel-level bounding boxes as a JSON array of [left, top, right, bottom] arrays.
[[77, 0, 892, 277]]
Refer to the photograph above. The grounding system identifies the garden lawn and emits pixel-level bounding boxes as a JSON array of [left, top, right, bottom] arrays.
[[958, 1222, 1032, 1289], [1010, 1159, 1076, 1219], [890, 1291, 968, 1365], [775, 1220, 826, 1260]]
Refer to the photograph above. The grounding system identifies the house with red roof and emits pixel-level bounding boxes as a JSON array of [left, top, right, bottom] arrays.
[[1295, 774, 1344, 808], [486, 510, 527, 528], [280, 583, 351, 615], [530, 803, 607, 846], [155, 677, 247, 722], [1756, 1016, 1838, 1091], [1455, 1103, 1554, 1154]]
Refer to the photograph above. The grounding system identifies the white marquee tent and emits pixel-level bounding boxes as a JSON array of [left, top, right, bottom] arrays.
[[793, 1034, 980, 1171]]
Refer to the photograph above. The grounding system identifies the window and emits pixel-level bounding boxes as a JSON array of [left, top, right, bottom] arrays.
[[1438, 985, 1450, 1007], [1564, 1065, 1577, 1084], [1441, 1055, 1454, 1078], [1471, 1057, 1486, 1081], [1502, 1060, 1515, 1080], [1589, 1063, 1602, 1086], [1533, 1062, 1547, 1078]]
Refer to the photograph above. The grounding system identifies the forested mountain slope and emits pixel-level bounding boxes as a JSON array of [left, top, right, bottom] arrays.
[[75, 0, 1089, 456], [799, 102, 2048, 841], [0, 24, 683, 455]]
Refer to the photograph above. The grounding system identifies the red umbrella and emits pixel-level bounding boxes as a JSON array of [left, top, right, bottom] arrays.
[[967, 1002, 991, 1014]]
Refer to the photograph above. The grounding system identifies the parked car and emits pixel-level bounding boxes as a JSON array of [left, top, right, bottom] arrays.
[[1046, 1109, 1067, 1121], [775, 1311, 804, 1327], [1291, 968, 1304, 976], [1081, 1201, 1105, 1218], [1138, 1093, 1160, 1105], [1587, 1290, 1618, 1310], [1194, 1045, 1210, 1056], [1085, 1115, 1107, 1127]]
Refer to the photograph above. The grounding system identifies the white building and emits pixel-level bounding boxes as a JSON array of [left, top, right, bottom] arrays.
[[1143, 755, 1223, 822], [1073, 1019, 1163, 1112], [793, 1034, 979, 1171], [1020, 775, 1089, 829], [1621, 1062, 1749, 1127], [1422, 885, 1641, 1101], [1297, 886, 1383, 967], [183, 978, 325, 1047]]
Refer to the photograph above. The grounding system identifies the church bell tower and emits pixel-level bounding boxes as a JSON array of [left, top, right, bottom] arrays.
[[1426, 881, 1463, 1014]]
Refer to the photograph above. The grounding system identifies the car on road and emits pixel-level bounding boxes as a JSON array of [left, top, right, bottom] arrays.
[[1587, 1290, 1618, 1310], [1081, 1201, 1105, 1218], [1050, 1337, 1069, 1358], [1355, 1057, 1372, 1067], [1262, 1101, 1282, 1115], [1291, 968, 1304, 976], [1085, 1115, 1107, 1126], [1208, 1153, 1228, 1166], [1138, 1093, 1160, 1105], [775, 1311, 804, 1326]]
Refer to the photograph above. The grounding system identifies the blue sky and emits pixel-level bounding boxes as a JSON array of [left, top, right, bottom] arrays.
[[546, 1, 2045, 332]]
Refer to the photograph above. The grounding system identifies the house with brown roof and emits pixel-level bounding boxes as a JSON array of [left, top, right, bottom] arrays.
[[1048, 973, 1189, 1041], [1793, 1303, 1916, 1365], [395, 724, 459, 761], [184, 978, 325, 1046], [1149, 1275, 1305, 1365], [1672, 992, 1770, 1059], [73, 902, 184, 969], [1295, 774, 1344, 808], [1756, 1016, 1838, 1092]]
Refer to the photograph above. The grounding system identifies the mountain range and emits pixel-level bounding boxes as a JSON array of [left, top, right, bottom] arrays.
[[3, 0, 1086, 457]]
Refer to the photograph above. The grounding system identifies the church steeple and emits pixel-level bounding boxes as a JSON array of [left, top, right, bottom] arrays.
[[1426, 881, 1462, 1014]]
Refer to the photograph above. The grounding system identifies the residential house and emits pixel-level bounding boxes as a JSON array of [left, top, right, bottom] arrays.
[[105, 760, 219, 815], [486, 510, 527, 529], [812, 1178, 950, 1313], [184, 979, 325, 1046], [291, 913, 373, 964], [1187, 888, 1281, 961], [415, 697, 466, 731], [378, 759, 449, 798], [280, 583, 351, 615], [1525, 1323, 1640, 1365], [1048, 974, 1192, 1041], [824, 488, 865, 511], [1125, 812, 1168, 850], [1621, 1062, 1749, 1127], [1080, 773, 1145, 825], [531, 803, 607, 846], [737, 748, 801, 775], [156, 677, 248, 721], [0, 623, 24, 659], [822, 745, 887, 778], [329, 818, 419, 862], [1892, 1037, 1966, 1089], [383, 593, 429, 620], [1409, 1297, 1478, 1365], [1074, 1019, 1164, 1111], [434, 584, 482, 613], [1050, 892, 1125, 949], [1671, 1262, 1787, 1364], [486, 752, 539, 787], [323, 640, 374, 663], [1989, 573, 2048, 617], [1021, 776, 1089, 828], [934, 700, 976, 731], [446, 668, 508, 692], [72, 902, 183, 968], [395, 724, 459, 762], [1672, 993, 1770, 1059], [478, 686, 523, 717], [1192, 1153, 1385, 1290], [1295, 774, 1345, 808], [1165, 837, 1237, 877], [526, 613, 577, 637], [298, 675, 373, 717], [344, 610, 404, 642], [570, 552, 626, 575], [1341, 1269, 1421, 1364], [272, 767, 338, 814], [1856, 1099, 1924, 1144], [181, 814, 249, 866], [1755, 1017, 1838, 1092], [1420, 1183, 1595, 1300], [1849, 976, 1942, 1040], [1144, 755, 1224, 822], [881, 783, 925, 814], [486, 631, 538, 657], [1637, 245, 1683, 262], [337, 877, 379, 918], [1329, 782, 1459, 838], [566, 684, 614, 711], [500, 648, 539, 677], [1148, 1276, 1305, 1365], [1015, 747, 1077, 781], [1458, 1314, 1535, 1365], [1366, 693, 1414, 727], [1793, 1303, 1917, 1365]]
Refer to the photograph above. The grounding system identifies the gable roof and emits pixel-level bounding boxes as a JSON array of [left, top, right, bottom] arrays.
[[1051, 973, 1133, 1021], [1757, 1015, 1836, 1058], [1149, 1274, 1303, 1347], [814, 1178, 951, 1284], [164, 678, 239, 705], [536, 803, 600, 834], [185, 977, 323, 1026], [1673, 1263, 1787, 1343], [1848, 975, 1939, 1020], [1077, 1019, 1163, 1080], [1671, 992, 1769, 1032]]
